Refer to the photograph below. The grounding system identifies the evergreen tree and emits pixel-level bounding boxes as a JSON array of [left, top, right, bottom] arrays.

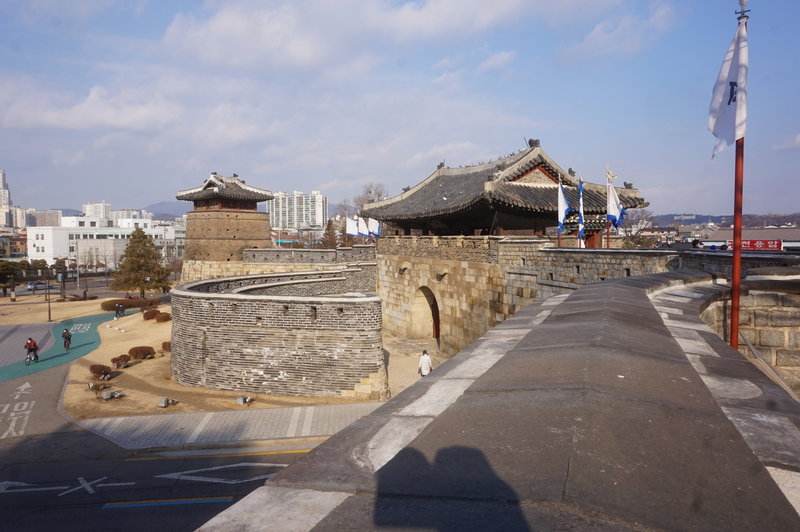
[[320, 220, 339, 249], [111, 228, 170, 298]]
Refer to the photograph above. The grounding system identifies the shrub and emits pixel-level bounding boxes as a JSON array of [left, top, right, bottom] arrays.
[[100, 298, 161, 312], [111, 354, 131, 368], [129, 346, 156, 360], [89, 364, 112, 380], [162, 341, 171, 352], [142, 309, 159, 320], [155, 311, 171, 322]]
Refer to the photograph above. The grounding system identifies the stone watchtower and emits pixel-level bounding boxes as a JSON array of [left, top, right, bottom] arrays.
[[177, 172, 274, 281]]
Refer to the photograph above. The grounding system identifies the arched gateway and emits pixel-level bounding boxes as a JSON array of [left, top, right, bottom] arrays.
[[409, 286, 440, 341]]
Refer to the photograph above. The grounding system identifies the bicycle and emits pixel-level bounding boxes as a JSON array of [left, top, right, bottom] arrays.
[[24, 349, 39, 366]]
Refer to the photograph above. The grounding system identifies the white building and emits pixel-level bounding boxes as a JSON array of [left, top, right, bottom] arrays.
[[82, 201, 112, 220], [268, 190, 328, 230], [61, 216, 114, 228], [0, 169, 10, 208], [26, 220, 185, 268], [110, 209, 153, 225]]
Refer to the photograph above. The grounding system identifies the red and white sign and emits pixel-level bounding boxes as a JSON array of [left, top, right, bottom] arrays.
[[727, 239, 783, 251]]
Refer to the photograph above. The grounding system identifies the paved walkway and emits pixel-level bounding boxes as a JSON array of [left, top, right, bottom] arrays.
[[201, 272, 800, 531], [73, 402, 381, 450], [0, 312, 115, 383]]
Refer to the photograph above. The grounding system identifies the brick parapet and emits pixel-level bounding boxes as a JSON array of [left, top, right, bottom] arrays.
[[701, 287, 800, 392], [244, 245, 375, 264], [170, 269, 384, 398]]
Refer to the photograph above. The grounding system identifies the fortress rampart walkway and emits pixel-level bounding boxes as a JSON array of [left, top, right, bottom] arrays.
[[201, 270, 800, 531]]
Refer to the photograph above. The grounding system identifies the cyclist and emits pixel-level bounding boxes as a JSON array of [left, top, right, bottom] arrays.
[[62, 328, 72, 351], [24, 337, 39, 362]]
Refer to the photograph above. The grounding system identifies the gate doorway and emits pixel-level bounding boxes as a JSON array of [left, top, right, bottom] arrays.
[[409, 286, 440, 341]]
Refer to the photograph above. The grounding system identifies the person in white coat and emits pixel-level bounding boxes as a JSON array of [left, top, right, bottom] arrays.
[[418, 349, 433, 377]]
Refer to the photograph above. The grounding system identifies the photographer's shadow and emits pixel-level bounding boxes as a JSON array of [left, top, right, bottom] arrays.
[[375, 445, 529, 531]]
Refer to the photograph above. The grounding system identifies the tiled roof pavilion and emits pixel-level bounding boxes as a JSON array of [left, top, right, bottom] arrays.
[[176, 173, 273, 207], [361, 140, 648, 235]]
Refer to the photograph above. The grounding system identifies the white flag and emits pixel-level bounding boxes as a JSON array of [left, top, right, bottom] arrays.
[[708, 18, 748, 158], [606, 171, 626, 228], [577, 178, 585, 248], [357, 217, 369, 236], [367, 218, 380, 236], [557, 183, 571, 234], [346, 217, 358, 236]]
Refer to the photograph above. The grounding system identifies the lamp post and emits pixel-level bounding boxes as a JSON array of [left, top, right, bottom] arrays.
[[45, 268, 52, 322]]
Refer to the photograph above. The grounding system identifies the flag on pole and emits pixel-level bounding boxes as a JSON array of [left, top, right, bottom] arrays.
[[577, 177, 585, 247], [345, 217, 358, 236], [708, 17, 748, 158], [357, 217, 369, 236], [605, 169, 627, 228], [367, 218, 381, 236], [557, 182, 571, 234]]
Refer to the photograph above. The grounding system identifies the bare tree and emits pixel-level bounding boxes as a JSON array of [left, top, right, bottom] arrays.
[[354, 183, 388, 211], [620, 209, 656, 248], [330, 198, 354, 219]]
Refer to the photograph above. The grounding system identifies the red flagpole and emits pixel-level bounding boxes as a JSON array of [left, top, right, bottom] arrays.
[[730, 137, 744, 349]]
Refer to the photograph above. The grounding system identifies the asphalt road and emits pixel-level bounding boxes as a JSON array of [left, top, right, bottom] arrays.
[[0, 367, 305, 531], [0, 287, 299, 532]]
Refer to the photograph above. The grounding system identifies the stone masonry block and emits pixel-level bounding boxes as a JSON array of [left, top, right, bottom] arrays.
[[769, 310, 800, 327], [759, 329, 786, 348], [752, 292, 781, 306], [789, 331, 800, 349], [781, 293, 800, 307], [776, 349, 800, 367], [753, 309, 770, 327]]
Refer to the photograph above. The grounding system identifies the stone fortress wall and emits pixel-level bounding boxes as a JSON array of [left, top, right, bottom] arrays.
[[173, 235, 799, 397], [377, 236, 800, 392], [181, 245, 375, 282], [182, 210, 273, 263], [702, 289, 800, 391], [170, 263, 386, 399]]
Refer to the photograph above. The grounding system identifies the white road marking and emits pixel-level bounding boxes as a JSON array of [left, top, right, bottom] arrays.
[[58, 477, 107, 496], [155, 462, 287, 484], [0, 481, 70, 494], [286, 408, 301, 437], [187, 412, 214, 443], [10, 382, 31, 400], [301, 407, 314, 436]]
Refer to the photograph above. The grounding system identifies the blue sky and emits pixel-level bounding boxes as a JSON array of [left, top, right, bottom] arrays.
[[0, 0, 797, 216]]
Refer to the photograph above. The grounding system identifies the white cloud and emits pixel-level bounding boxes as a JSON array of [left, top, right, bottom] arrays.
[[161, 0, 623, 74], [478, 51, 516, 72], [773, 134, 800, 151], [164, 5, 329, 71], [558, 3, 675, 62], [0, 82, 182, 131]]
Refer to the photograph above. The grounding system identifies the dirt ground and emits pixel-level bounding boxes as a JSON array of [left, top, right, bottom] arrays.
[[1, 293, 444, 419]]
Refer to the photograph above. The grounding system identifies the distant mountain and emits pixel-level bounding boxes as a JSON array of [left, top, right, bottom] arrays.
[[143, 201, 191, 219], [653, 212, 800, 228], [653, 214, 730, 226]]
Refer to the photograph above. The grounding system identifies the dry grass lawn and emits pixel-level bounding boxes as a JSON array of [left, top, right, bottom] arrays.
[[1, 293, 432, 419]]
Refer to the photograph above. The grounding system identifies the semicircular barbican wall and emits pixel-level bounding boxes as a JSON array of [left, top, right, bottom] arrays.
[[170, 268, 386, 399]]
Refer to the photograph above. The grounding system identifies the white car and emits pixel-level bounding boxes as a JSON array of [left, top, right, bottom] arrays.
[[25, 281, 53, 291]]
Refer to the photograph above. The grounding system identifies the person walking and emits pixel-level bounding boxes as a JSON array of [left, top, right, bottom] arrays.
[[418, 349, 433, 377]]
